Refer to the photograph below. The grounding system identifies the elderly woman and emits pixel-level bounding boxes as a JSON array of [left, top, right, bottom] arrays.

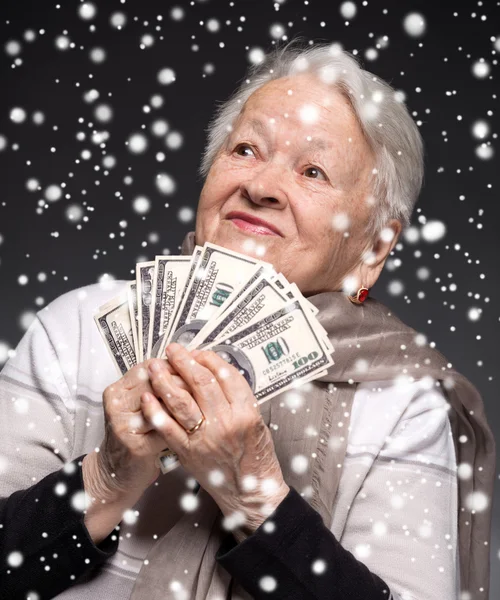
[[0, 40, 495, 600]]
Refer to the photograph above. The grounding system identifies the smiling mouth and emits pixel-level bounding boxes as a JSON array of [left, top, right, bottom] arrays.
[[227, 218, 281, 237]]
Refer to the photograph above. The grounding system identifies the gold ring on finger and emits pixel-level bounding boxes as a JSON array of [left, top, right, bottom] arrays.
[[185, 413, 205, 435]]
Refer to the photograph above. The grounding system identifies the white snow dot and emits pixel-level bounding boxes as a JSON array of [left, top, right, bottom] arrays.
[[122, 509, 138, 525], [284, 390, 304, 411], [26, 179, 39, 194], [208, 469, 225, 486], [151, 411, 167, 428], [372, 521, 387, 536], [132, 196, 151, 215], [354, 543, 371, 559], [55, 35, 71, 51], [18, 274, 29, 286], [156, 173, 176, 195], [0, 135, 7, 151], [151, 119, 169, 137], [170, 7, 185, 21], [65, 204, 84, 223], [340, 2, 357, 20], [248, 47, 265, 65], [270, 23, 285, 40], [403, 12, 426, 37], [157, 67, 176, 85], [472, 60, 490, 79], [128, 133, 148, 154], [475, 144, 494, 160], [471, 120, 490, 140], [110, 12, 127, 28], [5, 40, 22, 56], [312, 558, 327, 574], [421, 220, 446, 242], [241, 475, 257, 491], [291, 454, 309, 474], [166, 131, 183, 150], [206, 19, 220, 32], [19, 311, 36, 331], [10, 107, 27, 123], [89, 47, 106, 63], [180, 493, 199, 512], [7, 551, 23, 567], [178, 206, 194, 223], [467, 307, 481, 322], [332, 212, 350, 232], [387, 280, 404, 296], [78, 3, 97, 20], [391, 494, 405, 509], [457, 463, 473, 480], [44, 184, 63, 202], [94, 104, 113, 123], [71, 490, 91, 512], [63, 462, 77, 474], [418, 522, 433, 538], [465, 491, 489, 513], [54, 482, 67, 496], [83, 89, 99, 103], [259, 575, 277, 592]]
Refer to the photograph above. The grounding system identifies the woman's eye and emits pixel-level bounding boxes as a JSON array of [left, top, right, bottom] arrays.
[[234, 144, 254, 157], [304, 166, 327, 181]]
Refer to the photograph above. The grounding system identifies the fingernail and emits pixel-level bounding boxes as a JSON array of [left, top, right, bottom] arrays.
[[148, 361, 161, 375]]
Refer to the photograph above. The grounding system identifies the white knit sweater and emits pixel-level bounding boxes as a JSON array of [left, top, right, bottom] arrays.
[[0, 281, 459, 599]]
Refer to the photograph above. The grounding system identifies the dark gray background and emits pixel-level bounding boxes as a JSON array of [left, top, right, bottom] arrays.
[[0, 0, 498, 595]]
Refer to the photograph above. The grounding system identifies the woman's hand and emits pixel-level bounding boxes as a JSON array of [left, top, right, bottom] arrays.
[[142, 342, 290, 536], [84, 359, 191, 504]]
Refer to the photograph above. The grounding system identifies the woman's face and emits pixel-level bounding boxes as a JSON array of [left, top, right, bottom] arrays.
[[195, 73, 400, 296]]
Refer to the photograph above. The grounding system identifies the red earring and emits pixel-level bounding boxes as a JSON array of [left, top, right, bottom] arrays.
[[348, 287, 369, 304]]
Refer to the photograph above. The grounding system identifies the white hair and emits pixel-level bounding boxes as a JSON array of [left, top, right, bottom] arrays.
[[198, 37, 424, 239]]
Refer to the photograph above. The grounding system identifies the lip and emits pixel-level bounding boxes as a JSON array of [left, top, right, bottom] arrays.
[[225, 211, 283, 237]]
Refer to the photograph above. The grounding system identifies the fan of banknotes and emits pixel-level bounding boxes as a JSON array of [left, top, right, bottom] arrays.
[[94, 242, 335, 474]]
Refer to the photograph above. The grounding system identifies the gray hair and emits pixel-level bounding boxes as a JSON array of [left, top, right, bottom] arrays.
[[198, 37, 424, 239]]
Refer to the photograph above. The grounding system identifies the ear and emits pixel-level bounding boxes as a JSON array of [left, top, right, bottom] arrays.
[[356, 219, 402, 290]]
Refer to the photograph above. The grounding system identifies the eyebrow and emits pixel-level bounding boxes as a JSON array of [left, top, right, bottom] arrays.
[[240, 118, 331, 153]]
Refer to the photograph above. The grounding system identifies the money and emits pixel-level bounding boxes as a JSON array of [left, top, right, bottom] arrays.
[[148, 256, 192, 360], [94, 290, 137, 376], [157, 242, 268, 354], [94, 240, 335, 474], [136, 261, 155, 361], [201, 298, 334, 403], [127, 282, 140, 358]]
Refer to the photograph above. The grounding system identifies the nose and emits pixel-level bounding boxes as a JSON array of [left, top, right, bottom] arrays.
[[239, 162, 289, 210]]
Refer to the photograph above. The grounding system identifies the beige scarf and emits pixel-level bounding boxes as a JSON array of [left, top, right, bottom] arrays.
[[131, 231, 496, 600]]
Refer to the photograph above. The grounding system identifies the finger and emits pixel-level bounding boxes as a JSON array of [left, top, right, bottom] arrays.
[[147, 359, 205, 431], [141, 391, 190, 454], [165, 343, 228, 413], [191, 349, 255, 409]]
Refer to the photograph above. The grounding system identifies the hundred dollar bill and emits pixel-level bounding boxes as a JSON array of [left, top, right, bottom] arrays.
[[186, 272, 291, 349], [127, 282, 140, 358], [148, 256, 192, 359], [136, 261, 155, 362], [152, 245, 204, 357], [160, 242, 269, 352], [94, 290, 137, 376], [202, 298, 334, 404]]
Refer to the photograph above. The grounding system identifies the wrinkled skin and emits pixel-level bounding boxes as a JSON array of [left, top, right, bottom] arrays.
[[195, 72, 401, 296], [143, 344, 289, 533]]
